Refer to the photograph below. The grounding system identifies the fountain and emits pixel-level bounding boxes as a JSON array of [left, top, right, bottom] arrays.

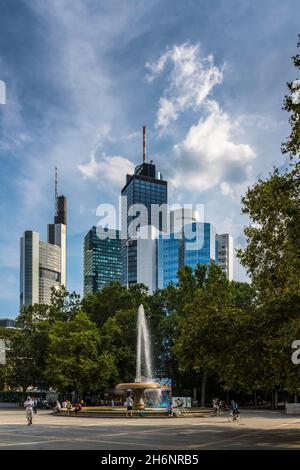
[[116, 304, 161, 409]]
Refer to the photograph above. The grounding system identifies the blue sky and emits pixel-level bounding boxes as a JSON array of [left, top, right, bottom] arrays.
[[0, 0, 299, 317]]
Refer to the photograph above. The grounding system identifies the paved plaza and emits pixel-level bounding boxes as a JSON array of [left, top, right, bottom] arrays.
[[0, 408, 299, 450]]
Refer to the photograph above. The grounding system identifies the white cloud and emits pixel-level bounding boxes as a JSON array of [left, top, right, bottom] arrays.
[[220, 182, 234, 197], [171, 101, 256, 195], [146, 43, 223, 130], [78, 152, 134, 188]]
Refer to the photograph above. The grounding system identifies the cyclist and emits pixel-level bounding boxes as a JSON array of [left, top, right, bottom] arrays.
[[230, 400, 240, 418]]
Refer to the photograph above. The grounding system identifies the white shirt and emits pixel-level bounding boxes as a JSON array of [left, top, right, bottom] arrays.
[[24, 400, 34, 411]]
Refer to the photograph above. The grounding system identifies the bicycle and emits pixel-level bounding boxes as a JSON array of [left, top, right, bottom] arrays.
[[228, 410, 241, 422], [173, 406, 189, 417]]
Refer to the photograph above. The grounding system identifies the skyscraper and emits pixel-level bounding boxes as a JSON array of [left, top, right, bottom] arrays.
[[83, 226, 122, 296], [20, 171, 67, 306], [121, 127, 168, 286], [158, 220, 217, 289], [216, 233, 233, 281]]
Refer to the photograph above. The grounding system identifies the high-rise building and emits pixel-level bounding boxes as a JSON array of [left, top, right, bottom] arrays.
[[0, 319, 16, 365], [136, 226, 158, 293], [0, 318, 16, 328], [20, 172, 67, 306], [158, 221, 217, 289], [216, 233, 233, 281], [83, 226, 122, 296], [121, 127, 168, 286]]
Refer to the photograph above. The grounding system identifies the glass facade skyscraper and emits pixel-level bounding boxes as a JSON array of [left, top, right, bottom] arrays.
[[83, 226, 122, 296], [158, 222, 216, 289], [121, 161, 168, 286]]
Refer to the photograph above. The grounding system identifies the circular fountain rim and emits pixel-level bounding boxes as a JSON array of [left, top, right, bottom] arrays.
[[115, 382, 162, 390]]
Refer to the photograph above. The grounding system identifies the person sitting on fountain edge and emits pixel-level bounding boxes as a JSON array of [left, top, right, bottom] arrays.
[[126, 396, 133, 417]]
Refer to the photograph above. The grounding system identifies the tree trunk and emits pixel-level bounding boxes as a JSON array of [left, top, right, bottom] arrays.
[[274, 390, 278, 409], [201, 372, 206, 408], [254, 390, 257, 408], [294, 394, 298, 403]]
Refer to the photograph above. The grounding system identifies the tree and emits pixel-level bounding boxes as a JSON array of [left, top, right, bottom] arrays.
[[2, 307, 50, 393], [173, 264, 249, 405], [49, 286, 81, 323], [100, 308, 137, 384], [46, 312, 117, 396], [82, 281, 149, 328], [236, 35, 300, 400], [282, 33, 300, 159]]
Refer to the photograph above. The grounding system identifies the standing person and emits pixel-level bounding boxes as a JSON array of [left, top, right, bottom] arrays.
[[55, 400, 61, 413], [167, 400, 173, 417], [24, 397, 34, 426], [33, 397, 38, 414], [66, 400, 72, 415], [212, 397, 218, 412], [126, 396, 134, 417]]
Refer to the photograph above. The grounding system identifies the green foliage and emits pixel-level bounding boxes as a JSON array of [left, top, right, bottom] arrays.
[[282, 34, 300, 159], [237, 167, 300, 303], [45, 311, 117, 394], [82, 281, 148, 328], [173, 264, 251, 392], [236, 34, 300, 394]]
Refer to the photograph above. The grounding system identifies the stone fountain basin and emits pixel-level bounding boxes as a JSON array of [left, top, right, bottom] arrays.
[[116, 382, 161, 390], [116, 382, 162, 410]]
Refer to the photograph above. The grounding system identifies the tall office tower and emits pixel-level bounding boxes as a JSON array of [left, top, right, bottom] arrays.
[[137, 209, 200, 292], [136, 226, 158, 293], [216, 233, 234, 281], [158, 221, 217, 289], [83, 226, 122, 296], [20, 171, 67, 306], [121, 127, 168, 287]]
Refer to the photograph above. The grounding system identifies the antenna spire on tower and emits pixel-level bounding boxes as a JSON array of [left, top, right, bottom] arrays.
[[143, 126, 146, 163], [55, 166, 58, 217], [55, 166, 58, 199]]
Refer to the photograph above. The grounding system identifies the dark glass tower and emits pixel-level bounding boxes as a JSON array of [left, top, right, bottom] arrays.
[[121, 128, 168, 286], [55, 195, 67, 225], [83, 226, 122, 295]]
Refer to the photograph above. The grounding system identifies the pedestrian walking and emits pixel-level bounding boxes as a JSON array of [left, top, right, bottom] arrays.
[[24, 396, 34, 426]]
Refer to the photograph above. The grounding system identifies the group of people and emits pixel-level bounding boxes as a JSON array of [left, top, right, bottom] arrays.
[[55, 400, 84, 415], [212, 397, 226, 414], [23, 397, 87, 425], [126, 396, 185, 417], [212, 398, 240, 417], [166, 398, 185, 417]]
